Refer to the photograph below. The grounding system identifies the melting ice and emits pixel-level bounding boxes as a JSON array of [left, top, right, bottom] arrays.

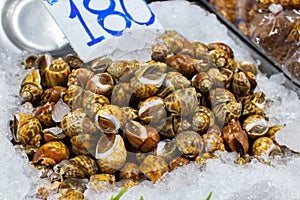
[[0, 1, 300, 200]]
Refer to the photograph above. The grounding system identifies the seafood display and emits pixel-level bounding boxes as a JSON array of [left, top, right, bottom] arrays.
[[207, 0, 300, 83], [10, 30, 290, 199]]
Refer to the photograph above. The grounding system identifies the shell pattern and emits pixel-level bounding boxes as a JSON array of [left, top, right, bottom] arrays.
[[10, 30, 288, 195]]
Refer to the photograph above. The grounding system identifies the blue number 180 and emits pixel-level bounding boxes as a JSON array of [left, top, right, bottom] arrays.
[[68, 0, 155, 47]]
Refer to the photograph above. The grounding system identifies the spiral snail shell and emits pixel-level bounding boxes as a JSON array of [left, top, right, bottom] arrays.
[[12, 113, 42, 147], [96, 134, 127, 173], [41, 57, 71, 88], [20, 69, 43, 104], [60, 110, 97, 137]]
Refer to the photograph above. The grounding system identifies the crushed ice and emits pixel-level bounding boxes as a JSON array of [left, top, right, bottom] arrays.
[[0, 1, 300, 199]]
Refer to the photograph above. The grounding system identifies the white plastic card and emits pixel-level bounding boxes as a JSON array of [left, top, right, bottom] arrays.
[[41, 0, 164, 62]]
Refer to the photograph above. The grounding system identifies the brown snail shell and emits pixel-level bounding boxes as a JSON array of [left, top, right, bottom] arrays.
[[157, 71, 191, 98], [89, 173, 116, 191], [191, 111, 210, 133], [243, 115, 269, 139], [207, 124, 222, 136], [169, 156, 190, 171], [41, 57, 71, 88], [22, 55, 37, 69], [165, 54, 196, 78], [209, 48, 229, 68], [193, 53, 215, 72], [159, 115, 176, 138], [32, 141, 69, 166], [42, 127, 66, 142], [191, 106, 215, 133], [39, 86, 67, 105], [231, 71, 252, 97], [86, 73, 115, 96], [59, 178, 88, 196], [172, 115, 192, 134], [111, 82, 135, 107], [12, 113, 42, 147], [195, 152, 218, 164], [207, 67, 233, 88], [36, 54, 53, 76], [119, 163, 145, 181], [198, 106, 215, 127], [96, 134, 127, 173], [60, 110, 97, 137], [160, 139, 181, 162], [161, 35, 184, 54], [222, 120, 249, 155], [202, 132, 225, 153], [20, 69, 43, 103], [192, 72, 213, 94], [178, 40, 195, 57], [63, 53, 83, 69], [67, 68, 94, 88], [267, 125, 284, 141], [164, 87, 198, 116], [70, 132, 100, 156], [89, 57, 113, 74], [224, 58, 239, 72], [63, 85, 84, 110], [138, 96, 166, 125], [56, 160, 86, 179], [238, 61, 258, 76], [207, 88, 236, 107], [208, 42, 234, 59], [125, 121, 160, 152], [139, 155, 169, 183], [175, 131, 204, 159], [252, 137, 281, 157], [192, 41, 209, 59], [94, 105, 126, 134], [35, 102, 56, 128], [212, 102, 242, 125], [58, 189, 84, 200], [82, 91, 110, 118], [130, 62, 166, 99], [121, 107, 139, 122], [107, 60, 138, 81], [151, 43, 169, 62], [242, 92, 266, 117], [58, 155, 98, 178]]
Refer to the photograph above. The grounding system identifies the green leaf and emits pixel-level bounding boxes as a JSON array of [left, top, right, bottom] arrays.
[[205, 192, 213, 200], [139, 196, 144, 200], [110, 187, 128, 200]]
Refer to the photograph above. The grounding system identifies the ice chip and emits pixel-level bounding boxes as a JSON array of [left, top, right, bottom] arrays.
[[52, 99, 70, 123], [269, 73, 286, 85], [276, 119, 300, 153]]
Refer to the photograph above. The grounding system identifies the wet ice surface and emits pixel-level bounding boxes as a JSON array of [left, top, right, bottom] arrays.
[[0, 0, 300, 199], [0, 51, 46, 199], [85, 154, 300, 200]]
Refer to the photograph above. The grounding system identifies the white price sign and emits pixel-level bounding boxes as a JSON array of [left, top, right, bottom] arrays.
[[41, 0, 164, 62]]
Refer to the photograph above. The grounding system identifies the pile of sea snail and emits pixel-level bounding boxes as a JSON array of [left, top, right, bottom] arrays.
[[10, 30, 286, 199]]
